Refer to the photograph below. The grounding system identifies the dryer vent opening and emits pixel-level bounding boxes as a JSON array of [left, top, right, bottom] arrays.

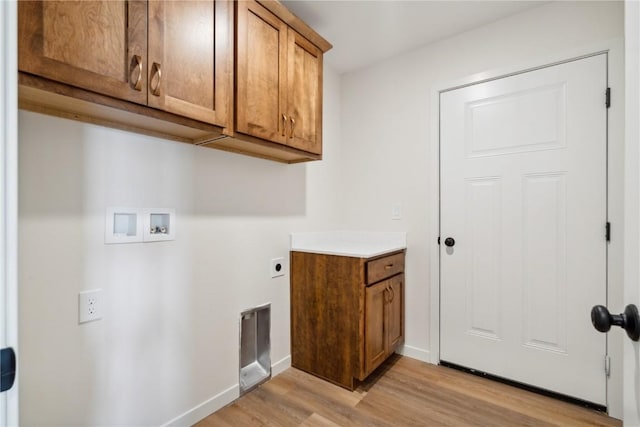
[[239, 304, 271, 394]]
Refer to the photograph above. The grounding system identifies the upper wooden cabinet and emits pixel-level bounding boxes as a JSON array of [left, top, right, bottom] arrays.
[[18, 1, 149, 105], [19, 0, 231, 129], [235, 0, 288, 145], [17, 0, 331, 163], [234, 0, 324, 155], [147, 0, 231, 127]]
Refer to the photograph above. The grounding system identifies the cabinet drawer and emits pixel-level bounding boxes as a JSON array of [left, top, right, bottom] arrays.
[[366, 252, 404, 284]]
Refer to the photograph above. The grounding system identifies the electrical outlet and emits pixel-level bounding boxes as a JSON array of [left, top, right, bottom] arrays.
[[392, 203, 402, 220], [79, 289, 103, 324], [270, 257, 285, 278]]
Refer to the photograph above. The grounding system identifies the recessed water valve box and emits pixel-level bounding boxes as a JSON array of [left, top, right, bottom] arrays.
[[143, 209, 175, 242], [105, 207, 143, 244]]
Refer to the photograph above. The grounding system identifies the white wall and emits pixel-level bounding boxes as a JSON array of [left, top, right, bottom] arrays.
[[18, 67, 341, 426], [339, 0, 623, 381]]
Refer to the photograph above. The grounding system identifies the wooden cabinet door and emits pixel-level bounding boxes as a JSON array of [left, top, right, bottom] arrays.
[[18, 1, 148, 105], [147, 0, 231, 127], [387, 275, 404, 350], [365, 280, 389, 376], [287, 28, 323, 155], [236, 0, 287, 143]]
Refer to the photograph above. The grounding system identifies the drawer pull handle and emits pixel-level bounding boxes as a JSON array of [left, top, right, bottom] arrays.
[[384, 264, 394, 270]]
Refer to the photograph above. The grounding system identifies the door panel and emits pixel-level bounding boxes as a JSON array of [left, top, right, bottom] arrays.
[[287, 28, 322, 154], [365, 281, 387, 375], [440, 54, 607, 405], [236, 0, 287, 143], [147, 0, 230, 127], [388, 276, 403, 350], [18, 0, 147, 104]]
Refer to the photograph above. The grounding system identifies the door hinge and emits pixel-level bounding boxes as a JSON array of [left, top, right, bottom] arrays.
[[606, 222, 611, 242], [605, 354, 611, 378], [606, 87, 611, 108]]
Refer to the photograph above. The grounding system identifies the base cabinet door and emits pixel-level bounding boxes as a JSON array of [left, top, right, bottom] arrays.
[[364, 274, 405, 377], [387, 275, 404, 350], [18, 0, 148, 104], [365, 280, 388, 375]]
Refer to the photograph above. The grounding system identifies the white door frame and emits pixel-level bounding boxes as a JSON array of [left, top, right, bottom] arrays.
[[429, 39, 624, 418], [1, 1, 19, 425]]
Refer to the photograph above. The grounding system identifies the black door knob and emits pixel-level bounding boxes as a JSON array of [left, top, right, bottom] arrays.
[[591, 304, 640, 341], [444, 237, 455, 247]]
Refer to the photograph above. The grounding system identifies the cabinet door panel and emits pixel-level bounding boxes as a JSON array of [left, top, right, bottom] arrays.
[[236, 0, 287, 143], [365, 280, 388, 376], [148, 0, 231, 127], [287, 29, 322, 154], [19, 0, 147, 104], [388, 275, 404, 350]]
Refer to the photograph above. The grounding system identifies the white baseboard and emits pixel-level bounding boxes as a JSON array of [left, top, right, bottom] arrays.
[[398, 345, 431, 364], [162, 356, 292, 427], [162, 384, 239, 427], [271, 355, 291, 377]]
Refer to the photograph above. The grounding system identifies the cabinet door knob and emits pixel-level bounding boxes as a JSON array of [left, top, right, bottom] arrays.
[[150, 62, 162, 96], [444, 237, 455, 247], [289, 116, 296, 138], [130, 55, 142, 91], [282, 114, 287, 136]]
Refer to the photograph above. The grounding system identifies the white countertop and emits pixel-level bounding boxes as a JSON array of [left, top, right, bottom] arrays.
[[290, 231, 406, 258]]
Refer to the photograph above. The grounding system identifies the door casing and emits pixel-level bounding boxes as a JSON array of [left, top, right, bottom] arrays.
[[428, 40, 625, 418]]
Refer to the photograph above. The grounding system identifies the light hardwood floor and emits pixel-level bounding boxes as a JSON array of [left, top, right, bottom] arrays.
[[196, 355, 621, 426]]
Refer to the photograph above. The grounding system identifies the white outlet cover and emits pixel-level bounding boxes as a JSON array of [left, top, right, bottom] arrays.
[[391, 203, 402, 220], [79, 289, 103, 324], [271, 257, 285, 278]]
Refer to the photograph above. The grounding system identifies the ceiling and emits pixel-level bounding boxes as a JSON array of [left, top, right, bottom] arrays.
[[281, 1, 549, 74]]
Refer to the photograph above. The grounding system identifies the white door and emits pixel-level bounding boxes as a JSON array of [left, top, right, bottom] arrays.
[[440, 54, 608, 405], [1, 1, 19, 425], [623, 1, 640, 424]]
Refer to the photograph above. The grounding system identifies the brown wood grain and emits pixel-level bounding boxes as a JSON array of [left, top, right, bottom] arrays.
[[387, 275, 404, 351], [19, 0, 148, 105], [287, 28, 322, 155], [290, 252, 364, 390], [199, 355, 621, 427], [366, 251, 405, 285], [291, 251, 406, 389], [236, 0, 288, 143], [364, 280, 388, 376], [147, 0, 231, 127], [18, 0, 329, 164], [257, 0, 332, 53]]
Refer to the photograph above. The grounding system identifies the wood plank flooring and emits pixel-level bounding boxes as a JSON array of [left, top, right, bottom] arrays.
[[196, 355, 621, 426]]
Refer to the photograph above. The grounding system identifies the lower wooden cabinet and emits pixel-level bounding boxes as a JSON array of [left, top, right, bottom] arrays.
[[290, 250, 405, 390], [365, 275, 403, 376]]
